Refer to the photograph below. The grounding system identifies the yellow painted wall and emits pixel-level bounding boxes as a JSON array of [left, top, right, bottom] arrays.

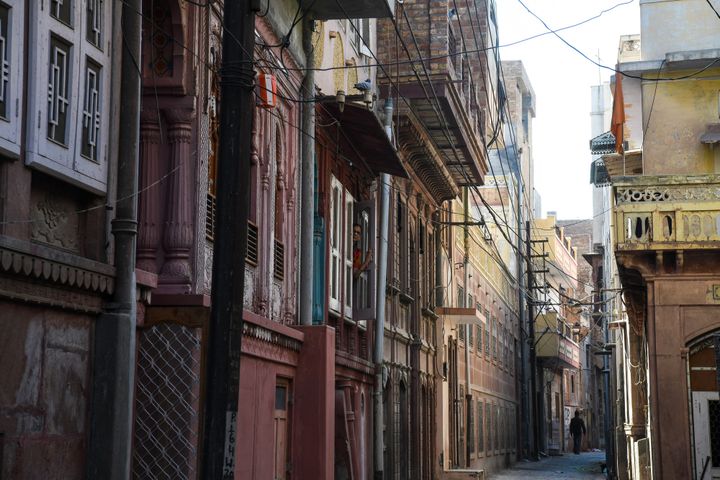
[[642, 69, 720, 175]]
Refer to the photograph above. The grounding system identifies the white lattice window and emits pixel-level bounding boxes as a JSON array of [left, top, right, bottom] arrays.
[[48, 36, 71, 145], [343, 190, 354, 318], [86, 0, 102, 47], [81, 60, 101, 161], [0, 1, 23, 157], [329, 175, 355, 317], [329, 177, 342, 313], [26, 0, 111, 194]]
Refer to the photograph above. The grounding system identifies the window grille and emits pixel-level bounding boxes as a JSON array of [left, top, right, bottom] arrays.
[[274, 240, 285, 281], [246, 221, 259, 265]]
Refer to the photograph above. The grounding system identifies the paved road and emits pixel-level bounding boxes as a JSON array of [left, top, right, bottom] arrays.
[[489, 452, 607, 480]]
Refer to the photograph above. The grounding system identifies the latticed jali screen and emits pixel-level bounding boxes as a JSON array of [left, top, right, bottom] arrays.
[[133, 323, 203, 480]]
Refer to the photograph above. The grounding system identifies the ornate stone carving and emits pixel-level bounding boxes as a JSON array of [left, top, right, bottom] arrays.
[[616, 185, 720, 204], [31, 194, 79, 252], [160, 108, 195, 290]]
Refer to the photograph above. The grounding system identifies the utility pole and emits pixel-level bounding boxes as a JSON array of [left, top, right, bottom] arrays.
[[463, 187, 472, 467], [374, 98, 393, 480], [525, 220, 540, 460], [202, 0, 257, 477]]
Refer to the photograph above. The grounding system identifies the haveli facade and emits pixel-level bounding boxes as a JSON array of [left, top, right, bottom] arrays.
[[601, 1, 720, 478], [0, 0, 541, 479]]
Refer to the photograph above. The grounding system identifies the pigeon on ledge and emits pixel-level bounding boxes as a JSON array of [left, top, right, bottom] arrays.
[[354, 78, 371, 91]]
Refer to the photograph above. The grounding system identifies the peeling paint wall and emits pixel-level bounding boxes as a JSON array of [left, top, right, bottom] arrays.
[[0, 301, 92, 479]]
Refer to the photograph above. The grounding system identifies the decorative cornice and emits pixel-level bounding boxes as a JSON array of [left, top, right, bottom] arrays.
[[0, 236, 115, 310], [616, 184, 720, 204], [242, 318, 303, 352]]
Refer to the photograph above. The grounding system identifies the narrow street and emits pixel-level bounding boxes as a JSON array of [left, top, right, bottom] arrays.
[[4, 0, 720, 478], [489, 452, 607, 480]]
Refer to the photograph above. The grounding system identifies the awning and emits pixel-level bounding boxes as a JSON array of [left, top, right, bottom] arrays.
[[589, 131, 616, 155], [322, 103, 408, 178]]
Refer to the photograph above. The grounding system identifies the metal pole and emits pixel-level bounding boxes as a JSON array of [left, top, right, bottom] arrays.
[[201, 0, 256, 477], [87, 0, 140, 477], [526, 220, 540, 460], [374, 98, 393, 480], [603, 304, 615, 478], [463, 187, 472, 467], [299, 16, 315, 326]]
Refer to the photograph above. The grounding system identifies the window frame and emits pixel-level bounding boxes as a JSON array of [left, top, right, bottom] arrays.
[[329, 174, 364, 320], [0, 0, 23, 157], [329, 176, 343, 313], [27, 0, 112, 194]]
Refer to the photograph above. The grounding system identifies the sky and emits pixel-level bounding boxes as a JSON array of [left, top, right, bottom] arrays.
[[496, 0, 640, 220]]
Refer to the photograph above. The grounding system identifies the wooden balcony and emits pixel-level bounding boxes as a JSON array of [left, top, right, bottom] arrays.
[[535, 311, 581, 370], [614, 175, 720, 252], [377, 4, 488, 186]]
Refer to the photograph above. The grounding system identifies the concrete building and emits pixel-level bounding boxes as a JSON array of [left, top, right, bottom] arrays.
[[602, 1, 720, 478], [531, 215, 582, 456], [559, 219, 605, 453]]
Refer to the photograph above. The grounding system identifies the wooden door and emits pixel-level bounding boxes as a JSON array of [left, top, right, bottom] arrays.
[[274, 380, 291, 480]]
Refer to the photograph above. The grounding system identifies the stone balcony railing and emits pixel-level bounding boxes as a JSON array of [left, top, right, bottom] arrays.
[[614, 174, 720, 251]]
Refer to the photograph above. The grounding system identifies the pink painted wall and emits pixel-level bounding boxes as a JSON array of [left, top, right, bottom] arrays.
[[293, 326, 335, 480]]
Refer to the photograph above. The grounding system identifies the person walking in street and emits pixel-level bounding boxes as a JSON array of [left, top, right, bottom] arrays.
[[569, 410, 586, 455]]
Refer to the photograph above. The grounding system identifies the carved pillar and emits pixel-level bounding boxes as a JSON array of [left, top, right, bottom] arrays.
[[137, 110, 162, 272], [256, 114, 273, 316], [284, 179, 296, 325], [160, 108, 195, 291]]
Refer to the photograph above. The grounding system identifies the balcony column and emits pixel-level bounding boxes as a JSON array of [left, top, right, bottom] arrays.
[[160, 108, 195, 291], [137, 109, 162, 272]]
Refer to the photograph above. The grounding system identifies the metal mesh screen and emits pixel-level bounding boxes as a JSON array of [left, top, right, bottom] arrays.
[[133, 323, 203, 480]]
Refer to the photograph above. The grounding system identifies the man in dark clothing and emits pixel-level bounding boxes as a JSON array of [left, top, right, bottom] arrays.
[[569, 410, 586, 454]]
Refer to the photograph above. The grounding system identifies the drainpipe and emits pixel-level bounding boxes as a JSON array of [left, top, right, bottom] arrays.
[[87, 0, 140, 477], [374, 98, 392, 480], [299, 16, 315, 326], [463, 187, 472, 467]]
